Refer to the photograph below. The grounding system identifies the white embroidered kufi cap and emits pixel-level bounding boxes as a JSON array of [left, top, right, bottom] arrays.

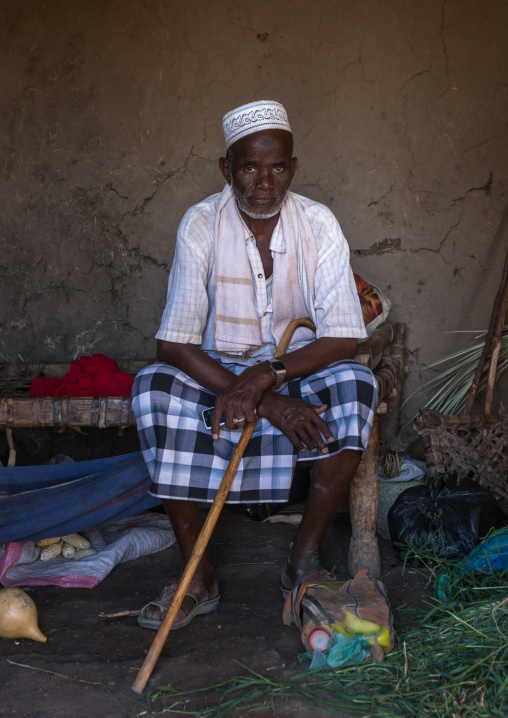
[[222, 100, 292, 149]]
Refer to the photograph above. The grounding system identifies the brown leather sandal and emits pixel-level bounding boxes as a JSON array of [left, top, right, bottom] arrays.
[[137, 577, 220, 630]]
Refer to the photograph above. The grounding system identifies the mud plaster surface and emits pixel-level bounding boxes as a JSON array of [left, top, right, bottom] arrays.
[[1, 0, 507, 418]]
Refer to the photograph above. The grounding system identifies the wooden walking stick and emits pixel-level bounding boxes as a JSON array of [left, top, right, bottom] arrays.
[[484, 285, 508, 415], [131, 317, 315, 695]]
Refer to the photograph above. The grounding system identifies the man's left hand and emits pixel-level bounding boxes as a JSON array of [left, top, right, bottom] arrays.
[[256, 391, 334, 454]]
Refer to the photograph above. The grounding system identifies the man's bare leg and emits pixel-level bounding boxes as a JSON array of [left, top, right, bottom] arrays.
[[146, 451, 360, 617], [282, 449, 362, 590], [141, 499, 219, 623]]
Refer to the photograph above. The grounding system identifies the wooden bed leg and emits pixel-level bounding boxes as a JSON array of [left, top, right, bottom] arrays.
[[348, 415, 381, 578], [6, 427, 16, 466]]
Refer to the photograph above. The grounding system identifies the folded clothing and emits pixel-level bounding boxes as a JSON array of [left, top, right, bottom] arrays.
[[30, 353, 134, 397]]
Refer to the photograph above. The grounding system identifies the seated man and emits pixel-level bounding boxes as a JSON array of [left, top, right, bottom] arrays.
[[132, 100, 378, 630]]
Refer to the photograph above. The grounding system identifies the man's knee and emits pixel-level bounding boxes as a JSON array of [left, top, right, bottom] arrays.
[[345, 362, 378, 411], [132, 362, 178, 398], [312, 360, 378, 412]]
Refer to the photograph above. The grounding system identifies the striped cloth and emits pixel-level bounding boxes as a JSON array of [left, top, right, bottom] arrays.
[[132, 360, 378, 504]]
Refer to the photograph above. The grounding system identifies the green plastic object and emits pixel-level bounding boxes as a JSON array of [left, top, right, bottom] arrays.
[[308, 633, 371, 670]]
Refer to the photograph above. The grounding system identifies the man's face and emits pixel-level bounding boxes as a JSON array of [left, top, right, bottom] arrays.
[[219, 129, 297, 220]]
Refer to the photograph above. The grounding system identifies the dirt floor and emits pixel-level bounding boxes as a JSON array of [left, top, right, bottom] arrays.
[[0, 497, 430, 718]]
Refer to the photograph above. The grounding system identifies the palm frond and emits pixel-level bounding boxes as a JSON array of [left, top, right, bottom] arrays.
[[404, 326, 508, 415]]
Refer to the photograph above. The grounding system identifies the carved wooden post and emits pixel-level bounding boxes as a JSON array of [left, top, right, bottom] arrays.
[[348, 414, 381, 578]]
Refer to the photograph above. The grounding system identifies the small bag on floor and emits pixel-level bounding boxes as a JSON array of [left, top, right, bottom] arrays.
[[283, 569, 394, 667]]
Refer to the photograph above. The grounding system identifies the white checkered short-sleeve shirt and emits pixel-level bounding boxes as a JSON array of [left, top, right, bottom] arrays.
[[156, 191, 367, 365]]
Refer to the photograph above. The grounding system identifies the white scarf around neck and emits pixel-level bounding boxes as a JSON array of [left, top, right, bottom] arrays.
[[214, 184, 318, 354]]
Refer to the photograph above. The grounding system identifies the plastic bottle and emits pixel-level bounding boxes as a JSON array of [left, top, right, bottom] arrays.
[[308, 628, 330, 651]]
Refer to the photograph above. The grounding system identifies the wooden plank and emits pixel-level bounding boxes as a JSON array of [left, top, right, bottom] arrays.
[[0, 396, 135, 428]]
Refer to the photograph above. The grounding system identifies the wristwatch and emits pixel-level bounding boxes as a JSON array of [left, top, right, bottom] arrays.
[[269, 360, 286, 391]]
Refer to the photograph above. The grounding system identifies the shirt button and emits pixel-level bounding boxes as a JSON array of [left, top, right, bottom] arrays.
[[258, 273, 263, 279]]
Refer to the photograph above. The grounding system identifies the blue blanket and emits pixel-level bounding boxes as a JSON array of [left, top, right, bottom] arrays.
[[0, 453, 160, 543]]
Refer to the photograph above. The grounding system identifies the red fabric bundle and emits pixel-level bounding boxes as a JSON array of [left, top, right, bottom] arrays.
[[30, 354, 134, 398]]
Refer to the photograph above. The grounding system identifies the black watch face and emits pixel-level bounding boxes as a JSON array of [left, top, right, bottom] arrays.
[[271, 360, 285, 371]]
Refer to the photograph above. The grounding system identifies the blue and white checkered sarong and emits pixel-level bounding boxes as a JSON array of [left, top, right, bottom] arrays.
[[132, 360, 378, 504]]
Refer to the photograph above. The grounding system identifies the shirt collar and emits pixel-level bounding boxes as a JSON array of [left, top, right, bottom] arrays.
[[238, 214, 286, 254]]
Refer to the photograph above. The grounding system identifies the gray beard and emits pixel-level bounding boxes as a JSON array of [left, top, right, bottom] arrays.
[[232, 184, 288, 220]]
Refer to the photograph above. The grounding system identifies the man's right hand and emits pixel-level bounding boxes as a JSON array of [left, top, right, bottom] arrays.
[[256, 392, 334, 454], [157, 341, 271, 440], [210, 361, 275, 438]]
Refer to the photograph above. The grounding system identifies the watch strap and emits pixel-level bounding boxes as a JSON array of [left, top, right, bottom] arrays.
[[269, 360, 286, 391]]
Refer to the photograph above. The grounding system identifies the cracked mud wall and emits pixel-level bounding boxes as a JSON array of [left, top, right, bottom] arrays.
[[1, 0, 507, 417]]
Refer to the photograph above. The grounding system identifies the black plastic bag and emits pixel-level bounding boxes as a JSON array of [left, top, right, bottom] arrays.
[[388, 472, 507, 558]]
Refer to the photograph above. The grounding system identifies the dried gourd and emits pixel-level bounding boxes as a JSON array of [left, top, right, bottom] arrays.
[[62, 533, 91, 550], [40, 542, 63, 561], [0, 588, 47, 642]]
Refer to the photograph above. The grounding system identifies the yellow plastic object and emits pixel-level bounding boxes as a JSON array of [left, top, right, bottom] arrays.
[[332, 623, 349, 636], [343, 611, 382, 634], [0, 588, 47, 642], [376, 627, 391, 648], [332, 615, 390, 647]]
